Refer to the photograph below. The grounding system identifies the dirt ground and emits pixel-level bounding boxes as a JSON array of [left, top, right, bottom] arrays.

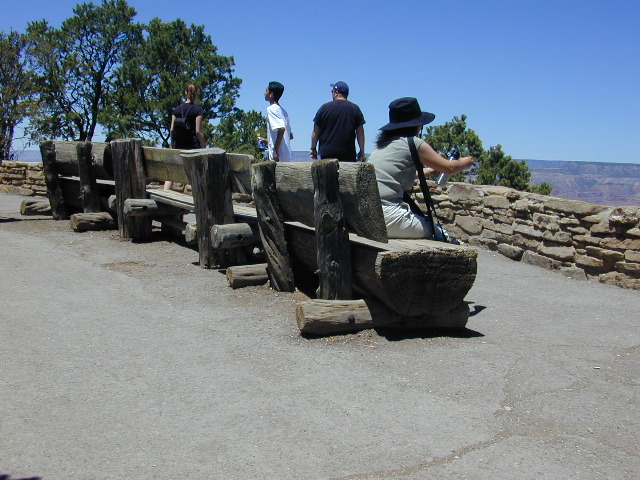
[[1, 192, 639, 480]]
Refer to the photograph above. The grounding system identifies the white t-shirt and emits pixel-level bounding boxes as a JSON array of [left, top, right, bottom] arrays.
[[266, 103, 292, 162]]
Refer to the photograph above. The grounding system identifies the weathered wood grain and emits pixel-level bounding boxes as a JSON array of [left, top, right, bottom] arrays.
[[69, 212, 116, 232], [76, 142, 101, 213], [226, 263, 269, 288], [286, 221, 477, 316], [211, 222, 259, 249], [296, 298, 470, 335], [111, 138, 152, 239], [181, 148, 240, 268], [274, 161, 388, 242], [40, 140, 68, 220], [20, 198, 52, 216], [51, 140, 112, 179], [312, 159, 352, 300], [251, 161, 295, 292]]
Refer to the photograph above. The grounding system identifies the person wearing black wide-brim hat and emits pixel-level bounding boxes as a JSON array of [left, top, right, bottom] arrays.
[[367, 97, 474, 239]]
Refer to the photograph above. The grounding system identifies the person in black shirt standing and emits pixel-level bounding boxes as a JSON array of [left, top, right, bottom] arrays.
[[310, 81, 365, 162], [171, 83, 206, 150], [165, 83, 206, 190]]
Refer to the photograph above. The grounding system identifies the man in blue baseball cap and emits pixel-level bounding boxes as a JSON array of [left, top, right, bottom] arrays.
[[310, 81, 365, 162]]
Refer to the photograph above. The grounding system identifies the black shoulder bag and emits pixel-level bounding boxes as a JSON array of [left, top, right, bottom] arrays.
[[403, 137, 455, 243]]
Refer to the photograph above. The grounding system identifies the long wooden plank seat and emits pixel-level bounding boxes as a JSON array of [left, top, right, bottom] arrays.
[[147, 188, 195, 212]]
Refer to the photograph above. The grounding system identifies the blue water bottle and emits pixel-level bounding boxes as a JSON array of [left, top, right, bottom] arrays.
[[437, 147, 460, 186]]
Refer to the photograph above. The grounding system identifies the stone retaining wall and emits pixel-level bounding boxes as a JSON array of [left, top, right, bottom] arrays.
[[419, 182, 640, 290], [0, 161, 47, 197]]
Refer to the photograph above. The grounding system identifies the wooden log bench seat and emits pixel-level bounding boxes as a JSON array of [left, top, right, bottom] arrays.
[[230, 160, 478, 335], [110, 139, 256, 268], [39, 140, 117, 231]]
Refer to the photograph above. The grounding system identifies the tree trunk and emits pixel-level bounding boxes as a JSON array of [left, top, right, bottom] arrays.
[[274, 161, 387, 242], [286, 223, 477, 316], [51, 140, 112, 179]]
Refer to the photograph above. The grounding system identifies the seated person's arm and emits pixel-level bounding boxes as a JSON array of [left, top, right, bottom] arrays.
[[418, 142, 474, 175]]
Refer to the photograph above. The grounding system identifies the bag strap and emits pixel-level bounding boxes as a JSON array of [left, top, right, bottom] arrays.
[[406, 136, 438, 225], [180, 104, 194, 121]]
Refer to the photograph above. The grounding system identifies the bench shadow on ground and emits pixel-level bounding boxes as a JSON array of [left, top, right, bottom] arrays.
[[376, 307, 486, 342], [1, 474, 42, 480], [0, 217, 49, 223], [130, 228, 199, 250]]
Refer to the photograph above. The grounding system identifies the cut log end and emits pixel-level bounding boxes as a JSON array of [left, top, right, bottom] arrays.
[[374, 247, 478, 316], [226, 263, 269, 288], [20, 199, 52, 216], [70, 212, 116, 232]]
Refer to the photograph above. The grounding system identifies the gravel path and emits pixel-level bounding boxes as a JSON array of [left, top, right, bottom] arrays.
[[1, 192, 639, 480]]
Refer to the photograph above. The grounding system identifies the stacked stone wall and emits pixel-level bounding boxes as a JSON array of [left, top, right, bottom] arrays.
[[418, 182, 640, 290], [0, 161, 47, 197]]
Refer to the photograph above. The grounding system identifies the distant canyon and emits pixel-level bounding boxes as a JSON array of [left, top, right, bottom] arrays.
[[524, 159, 640, 207]]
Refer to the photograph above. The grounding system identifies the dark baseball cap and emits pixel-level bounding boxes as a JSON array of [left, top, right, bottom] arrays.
[[330, 81, 349, 94]]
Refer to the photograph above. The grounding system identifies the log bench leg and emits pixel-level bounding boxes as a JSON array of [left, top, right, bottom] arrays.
[[252, 161, 295, 292], [182, 148, 241, 268], [312, 159, 352, 300], [111, 138, 152, 240], [40, 140, 67, 220]]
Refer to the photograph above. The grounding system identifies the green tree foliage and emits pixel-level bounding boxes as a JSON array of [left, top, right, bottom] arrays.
[[25, 0, 140, 142], [0, 30, 35, 159], [210, 108, 267, 159], [528, 182, 553, 195], [424, 114, 551, 193], [423, 114, 483, 182], [105, 18, 241, 147], [475, 145, 531, 191]]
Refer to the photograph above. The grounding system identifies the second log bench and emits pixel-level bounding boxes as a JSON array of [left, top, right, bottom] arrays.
[[110, 139, 256, 268]]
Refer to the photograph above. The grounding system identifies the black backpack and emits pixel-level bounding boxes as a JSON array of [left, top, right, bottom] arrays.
[[172, 104, 194, 147]]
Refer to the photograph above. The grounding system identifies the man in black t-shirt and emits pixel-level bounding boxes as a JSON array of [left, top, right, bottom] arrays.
[[310, 81, 365, 162]]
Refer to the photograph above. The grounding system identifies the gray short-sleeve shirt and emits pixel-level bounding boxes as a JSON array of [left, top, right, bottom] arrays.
[[367, 136, 424, 204]]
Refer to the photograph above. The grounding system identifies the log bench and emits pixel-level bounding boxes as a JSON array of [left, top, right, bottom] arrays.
[[240, 159, 478, 335], [39, 140, 117, 231], [110, 139, 255, 268]]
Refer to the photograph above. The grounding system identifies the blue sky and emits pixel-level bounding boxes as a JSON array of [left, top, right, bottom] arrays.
[[2, 0, 639, 163]]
